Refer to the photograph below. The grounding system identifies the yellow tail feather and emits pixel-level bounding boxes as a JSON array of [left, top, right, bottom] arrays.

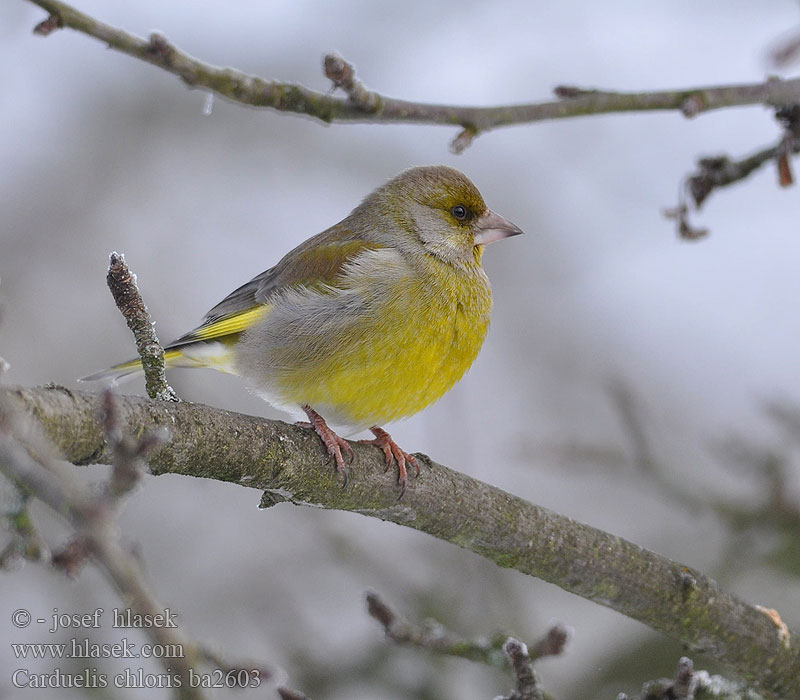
[[81, 304, 266, 383], [80, 344, 235, 383]]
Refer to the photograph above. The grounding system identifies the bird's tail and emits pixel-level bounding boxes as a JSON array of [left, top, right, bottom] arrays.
[[79, 342, 236, 384]]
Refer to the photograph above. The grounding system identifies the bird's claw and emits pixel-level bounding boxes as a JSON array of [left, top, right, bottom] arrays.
[[361, 426, 419, 496], [299, 407, 353, 486], [301, 410, 418, 496]]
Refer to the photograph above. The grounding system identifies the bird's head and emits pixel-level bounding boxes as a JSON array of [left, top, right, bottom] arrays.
[[372, 165, 523, 269]]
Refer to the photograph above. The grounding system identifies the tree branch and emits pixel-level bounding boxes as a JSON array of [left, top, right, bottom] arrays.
[[365, 592, 563, 699], [0, 394, 208, 699], [663, 105, 800, 239], [0, 390, 310, 699], [365, 591, 525, 669], [620, 656, 766, 700], [687, 106, 800, 206], [26, 0, 800, 151], [1, 385, 798, 699], [499, 638, 542, 700], [105, 253, 178, 402]]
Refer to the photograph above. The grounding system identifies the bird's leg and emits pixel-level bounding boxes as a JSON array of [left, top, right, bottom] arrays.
[[299, 405, 353, 486], [361, 426, 419, 492]]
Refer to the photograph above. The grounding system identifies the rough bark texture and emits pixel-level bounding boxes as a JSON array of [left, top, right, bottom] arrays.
[[1, 385, 798, 698], [104, 253, 178, 402]]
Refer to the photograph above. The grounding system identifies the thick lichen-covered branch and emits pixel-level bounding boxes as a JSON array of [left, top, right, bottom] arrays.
[[1, 385, 798, 699], [26, 0, 800, 149]]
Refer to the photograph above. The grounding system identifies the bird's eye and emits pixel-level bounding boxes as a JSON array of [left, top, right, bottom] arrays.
[[451, 205, 468, 221]]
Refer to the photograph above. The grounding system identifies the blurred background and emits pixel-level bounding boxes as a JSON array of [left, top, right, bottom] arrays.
[[2, 1, 800, 698]]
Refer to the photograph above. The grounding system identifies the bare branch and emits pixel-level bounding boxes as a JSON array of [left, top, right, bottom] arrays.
[[663, 140, 799, 241], [0, 395, 212, 698], [323, 51, 380, 112], [106, 253, 178, 402], [770, 29, 800, 68], [2, 385, 798, 699], [450, 126, 478, 155], [528, 625, 569, 661], [25, 0, 800, 151], [662, 201, 710, 241], [366, 591, 518, 668], [619, 656, 766, 700], [50, 535, 91, 577], [0, 390, 314, 698], [366, 593, 559, 700], [499, 638, 542, 700], [664, 105, 800, 238], [0, 487, 47, 568], [687, 141, 800, 210]]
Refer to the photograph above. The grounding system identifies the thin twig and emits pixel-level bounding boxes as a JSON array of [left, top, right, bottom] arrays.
[[618, 656, 765, 700], [366, 593, 560, 700], [366, 591, 519, 668], [770, 29, 800, 68], [0, 488, 47, 567], [26, 0, 800, 152], [687, 141, 800, 209], [0, 406, 205, 698], [664, 106, 800, 239], [566, 383, 800, 554], [664, 142, 795, 240], [0, 393, 302, 698], [528, 625, 569, 661], [323, 51, 380, 111], [106, 252, 178, 402], [499, 638, 542, 700]]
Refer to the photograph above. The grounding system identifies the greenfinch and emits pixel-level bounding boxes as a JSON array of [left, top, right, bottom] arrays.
[[83, 166, 523, 491]]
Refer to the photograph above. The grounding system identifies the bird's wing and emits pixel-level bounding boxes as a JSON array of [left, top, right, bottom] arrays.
[[167, 227, 385, 349]]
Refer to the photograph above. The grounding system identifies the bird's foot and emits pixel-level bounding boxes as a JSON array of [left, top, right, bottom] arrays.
[[299, 405, 353, 487], [360, 426, 419, 497]]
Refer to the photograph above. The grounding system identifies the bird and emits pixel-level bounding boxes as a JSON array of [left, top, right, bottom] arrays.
[[82, 165, 523, 492]]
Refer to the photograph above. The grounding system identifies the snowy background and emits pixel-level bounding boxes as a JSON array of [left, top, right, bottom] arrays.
[[2, 1, 800, 698]]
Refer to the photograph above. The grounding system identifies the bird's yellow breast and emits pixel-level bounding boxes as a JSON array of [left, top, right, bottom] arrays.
[[244, 252, 492, 429]]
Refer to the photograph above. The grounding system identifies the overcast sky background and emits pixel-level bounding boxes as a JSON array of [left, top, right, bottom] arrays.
[[2, 1, 800, 698]]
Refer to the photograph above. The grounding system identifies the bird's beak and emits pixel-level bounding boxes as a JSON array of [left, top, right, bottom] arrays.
[[473, 209, 524, 246]]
